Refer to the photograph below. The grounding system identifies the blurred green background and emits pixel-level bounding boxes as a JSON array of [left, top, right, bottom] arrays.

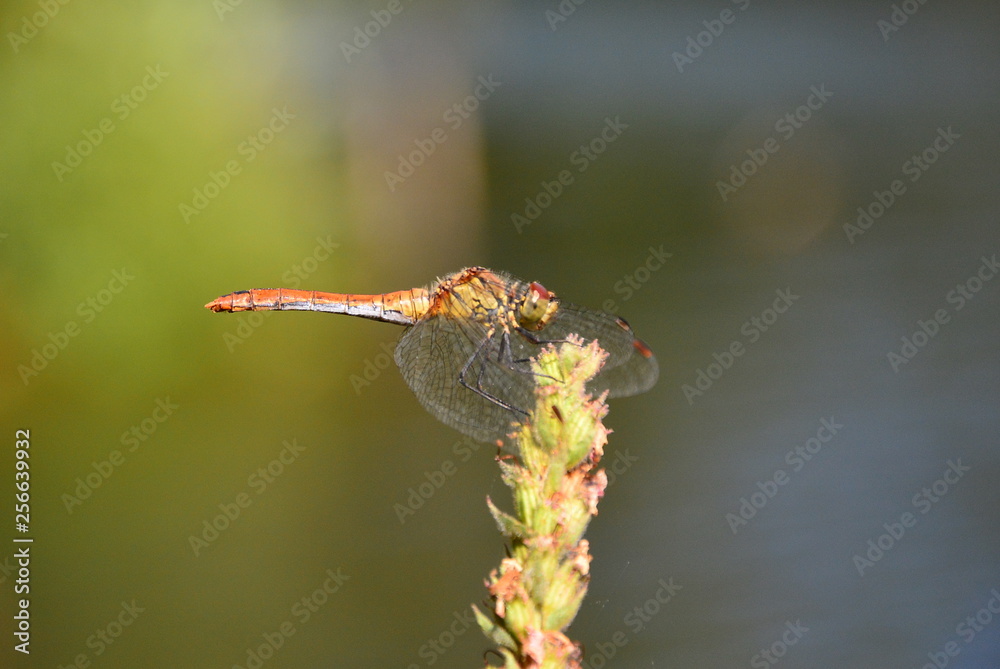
[[2, 1, 999, 667]]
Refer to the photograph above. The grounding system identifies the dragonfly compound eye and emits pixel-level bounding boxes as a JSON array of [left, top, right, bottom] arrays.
[[518, 281, 555, 330]]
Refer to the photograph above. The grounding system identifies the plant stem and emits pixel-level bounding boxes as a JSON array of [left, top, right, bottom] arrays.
[[474, 336, 612, 669]]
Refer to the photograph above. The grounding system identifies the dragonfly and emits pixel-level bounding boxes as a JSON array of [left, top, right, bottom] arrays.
[[205, 267, 658, 442]]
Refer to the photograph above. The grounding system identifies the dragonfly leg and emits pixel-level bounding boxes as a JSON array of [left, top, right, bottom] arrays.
[[514, 326, 585, 349], [492, 330, 560, 386], [457, 334, 530, 417]]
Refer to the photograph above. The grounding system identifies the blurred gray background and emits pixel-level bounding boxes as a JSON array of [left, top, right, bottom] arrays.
[[1, 1, 998, 667]]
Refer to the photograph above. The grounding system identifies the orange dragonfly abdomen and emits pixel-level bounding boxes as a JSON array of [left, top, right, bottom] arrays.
[[204, 288, 431, 326]]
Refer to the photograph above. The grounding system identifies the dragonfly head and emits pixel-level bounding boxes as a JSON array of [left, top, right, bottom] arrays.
[[518, 281, 558, 331]]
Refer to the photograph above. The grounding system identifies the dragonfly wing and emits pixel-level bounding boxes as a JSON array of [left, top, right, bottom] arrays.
[[538, 302, 659, 398], [394, 301, 656, 442], [395, 315, 538, 443]]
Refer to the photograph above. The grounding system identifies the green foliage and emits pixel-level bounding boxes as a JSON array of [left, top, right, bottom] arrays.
[[476, 337, 612, 669]]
